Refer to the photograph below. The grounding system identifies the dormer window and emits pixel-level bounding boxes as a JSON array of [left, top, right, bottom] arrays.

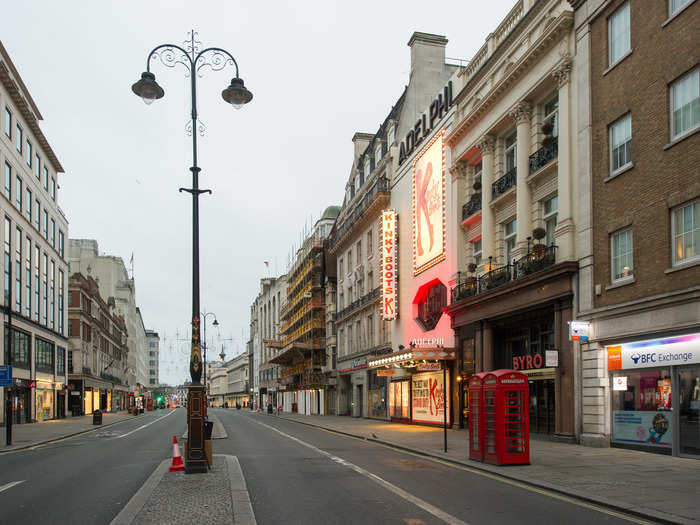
[[355, 175, 361, 193], [364, 159, 371, 179], [375, 144, 382, 166], [387, 126, 395, 146]]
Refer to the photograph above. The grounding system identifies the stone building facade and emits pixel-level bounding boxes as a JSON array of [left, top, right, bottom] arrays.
[[1, 40, 69, 424]]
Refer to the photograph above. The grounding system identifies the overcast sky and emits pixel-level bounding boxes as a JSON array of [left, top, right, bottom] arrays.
[[4, 0, 514, 385]]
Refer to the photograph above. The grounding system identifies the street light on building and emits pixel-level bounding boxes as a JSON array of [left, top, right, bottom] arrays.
[[131, 31, 252, 474]]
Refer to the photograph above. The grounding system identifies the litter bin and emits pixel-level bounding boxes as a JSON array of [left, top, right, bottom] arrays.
[[204, 421, 214, 440], [93, 410, 103, 425]]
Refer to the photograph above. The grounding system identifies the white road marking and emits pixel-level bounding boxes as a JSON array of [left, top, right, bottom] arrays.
[[112, 410, 177, 439], [251, 418, 469, 525], [0, 480, 25, 493]]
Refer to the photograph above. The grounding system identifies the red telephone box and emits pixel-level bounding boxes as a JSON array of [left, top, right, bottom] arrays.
[[467, 372, 489, 462], [483, 369, 529, 465]]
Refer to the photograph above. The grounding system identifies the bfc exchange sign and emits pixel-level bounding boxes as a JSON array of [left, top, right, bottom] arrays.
[[608, 333, 700, 370], [381, 210, 398, 320]]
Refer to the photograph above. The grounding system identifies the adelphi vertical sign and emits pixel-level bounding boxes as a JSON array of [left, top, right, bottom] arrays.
[[381, 210, 398, 320]]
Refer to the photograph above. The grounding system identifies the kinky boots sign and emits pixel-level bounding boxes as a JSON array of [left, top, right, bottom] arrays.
[[399, 81, 453, 165]]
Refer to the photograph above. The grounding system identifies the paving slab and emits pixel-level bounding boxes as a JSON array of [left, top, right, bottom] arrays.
[[275, 413, 700, 524], [110, 455, 255, 525]]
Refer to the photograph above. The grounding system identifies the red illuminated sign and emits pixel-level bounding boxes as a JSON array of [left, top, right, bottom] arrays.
[[381, 210, 398, 320]]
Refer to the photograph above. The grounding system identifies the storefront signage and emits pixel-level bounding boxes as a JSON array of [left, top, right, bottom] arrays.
[[411, 338, 444, 347], [569, 321, 590, 342], [399, 82, 453, 165], [411, 370, 450, 424], [613, 376, 627, 391], [417, 362, 441, 371], [607, 333, 700, 370], [412, 130, 446, 275], [338, 358, 369, 374], [512, 353, 544, 370], [381, 209, 398, 321], [0, 365, 11, 387], [377, 369, 396, 377], [612, 410, 672, 447]]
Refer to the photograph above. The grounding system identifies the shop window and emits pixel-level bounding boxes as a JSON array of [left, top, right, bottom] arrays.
[[611, 368, 672, 448], [389, 380, 410, 419], [36, 338, 55, 372], [4, 325, 30, 368], [413, 279, 447, 331]]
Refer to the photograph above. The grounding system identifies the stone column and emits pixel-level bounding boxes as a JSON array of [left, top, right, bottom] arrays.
[[554, 59, 575, 261], [477, 137, 496, 266], [482, 322, 494, 372], [451, 160, 469, 275], [510, 102, 533, 259], [555, 302, 575, 440]]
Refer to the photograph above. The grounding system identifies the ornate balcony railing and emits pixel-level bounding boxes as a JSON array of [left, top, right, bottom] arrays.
[[451, 245, 557, 303], [462, 194, 482, 220], [529, 140, 558, 175], [328, 177, 390, 252], [334, 287, 380, 322], [492, 168, 516, 200]]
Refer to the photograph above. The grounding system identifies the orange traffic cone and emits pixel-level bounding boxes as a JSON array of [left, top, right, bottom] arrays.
[[170, 435, 185, 472]]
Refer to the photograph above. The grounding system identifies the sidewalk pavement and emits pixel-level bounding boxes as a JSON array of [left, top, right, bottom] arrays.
[[0, 411, 140, 452], [110, 455, 256, 525], [276, 413, 700, 525]]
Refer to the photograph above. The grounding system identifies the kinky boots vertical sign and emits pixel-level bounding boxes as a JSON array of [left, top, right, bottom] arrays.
[[381, 210, 398, 320]]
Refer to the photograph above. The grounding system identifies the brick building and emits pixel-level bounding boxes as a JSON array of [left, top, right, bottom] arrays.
[[67, 272, 129, 415], [571, 0, 700, 455]]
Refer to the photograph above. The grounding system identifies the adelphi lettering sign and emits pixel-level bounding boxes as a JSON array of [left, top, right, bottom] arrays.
[[399, 81, 453, 165]]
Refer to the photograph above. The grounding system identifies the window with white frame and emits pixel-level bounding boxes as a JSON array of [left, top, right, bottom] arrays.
[[387, 126, 395, 146], [608, 1, 630, 66], [543, 195, 558, 246], [4, 107, 11, 138], [504, 131, 517, 174], [610, 113, 632, 174], [472, 238, 482, 267], [504, 219, 517, 263], [672, 199, 699, 266], [670, 68, 699, 140], [611, 228, 634, 282], [669, 0, 690, 15], [375, 144, 382, 166], [543, 95, 559, 138]]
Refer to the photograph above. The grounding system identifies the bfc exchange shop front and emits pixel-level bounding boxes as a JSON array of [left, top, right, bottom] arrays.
[[608, 333, 700, 457]]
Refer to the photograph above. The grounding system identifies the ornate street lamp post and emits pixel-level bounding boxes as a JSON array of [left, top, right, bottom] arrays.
[[131, 32, 252, 474], [200, 311, 218, 391]]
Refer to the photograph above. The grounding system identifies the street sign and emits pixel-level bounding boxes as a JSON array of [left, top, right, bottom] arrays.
[[0, 366, 11, 387]]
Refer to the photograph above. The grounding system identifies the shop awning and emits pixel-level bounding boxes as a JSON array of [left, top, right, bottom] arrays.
[[368, 348, 456, 368]]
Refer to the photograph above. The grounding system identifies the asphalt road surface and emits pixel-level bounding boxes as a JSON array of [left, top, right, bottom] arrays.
[[0, 407, 658, 525], [216, 409, 655, 525], [0, 408, 185, 525]]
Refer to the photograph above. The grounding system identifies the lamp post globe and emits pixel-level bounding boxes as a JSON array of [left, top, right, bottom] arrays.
[[131, 71, 164, 105], [221, 77, 253, 109]]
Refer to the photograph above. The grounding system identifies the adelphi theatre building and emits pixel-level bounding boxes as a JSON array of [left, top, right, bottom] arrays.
[[371, 76, 461, 428]]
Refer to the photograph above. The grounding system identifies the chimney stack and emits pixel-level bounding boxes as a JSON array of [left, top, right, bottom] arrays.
[[407, 32, 448, 80]]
